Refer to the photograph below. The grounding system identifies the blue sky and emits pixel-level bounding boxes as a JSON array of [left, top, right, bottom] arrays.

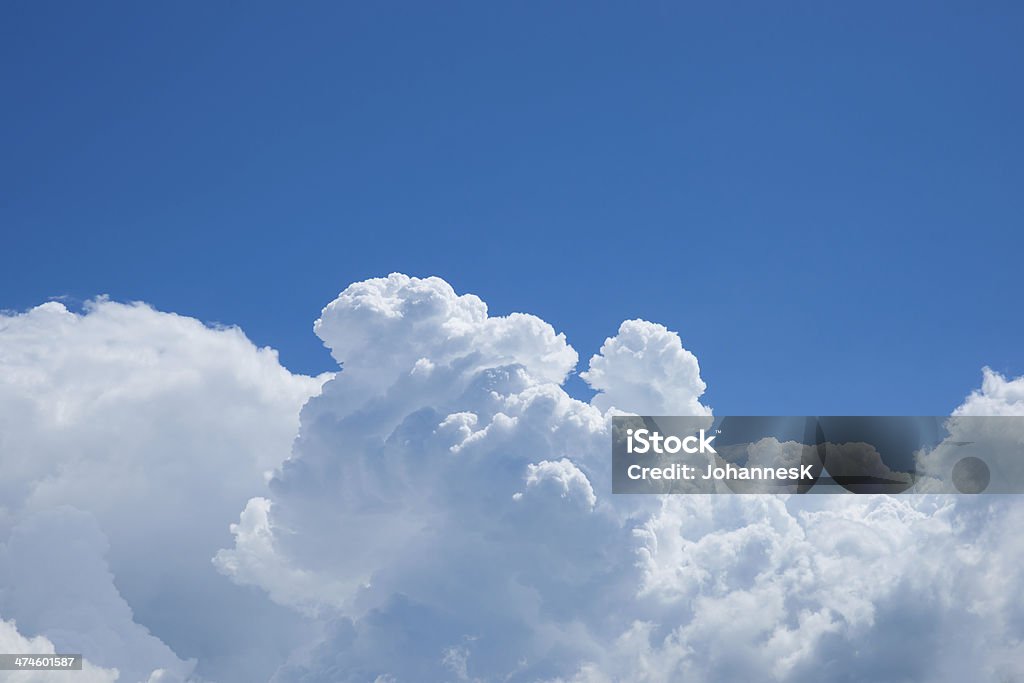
[[3, 2, 1022, 416]]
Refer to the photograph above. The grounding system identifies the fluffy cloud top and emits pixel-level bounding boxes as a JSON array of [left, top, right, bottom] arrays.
[[954, 367, 1024, 416], [314, 274, 578, 387], [582, 320, 710, 416]]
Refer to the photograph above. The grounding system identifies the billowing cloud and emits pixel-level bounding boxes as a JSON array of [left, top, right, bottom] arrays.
[[3, 278, 1023, 682], [954, 367, 1024, 416], [614, 494, 1024, 683], [216, 275, 1024, 682], [216, 275, 696, 680], [582, 320, 710, 416], [911, 369, 1024, 494], [0, 299, 329, 681]]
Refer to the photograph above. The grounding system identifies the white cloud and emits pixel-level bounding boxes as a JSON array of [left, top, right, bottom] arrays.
[[217, 276, 1024, 682], [954, 367, 1024, 416], [313, 273, 578, 390], [910, 369, 1024, 494], [0, 299, 329, 681], [517, 459, 597, 509], [582, 319, 710, 416], [4, 277, 1024, 683], [620, 494, 1024, 683]]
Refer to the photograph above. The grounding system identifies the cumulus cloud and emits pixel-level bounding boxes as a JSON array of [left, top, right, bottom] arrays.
[[4, 277, 1024, 683], [582, 320, 710, 416], [618, 494, 1024, 683], [0, 299, 329, 681], [954, 367, 1024, 416], [216, 275, 691, 680], [215, 275, 1024, 683], [313, 273, 578, 391], [909, 369, 1024, 494]]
